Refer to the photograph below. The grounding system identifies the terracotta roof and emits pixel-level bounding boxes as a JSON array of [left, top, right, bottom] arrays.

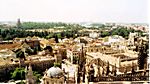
[[0, 43, 21, 50], [18, 43, 30, 49], [40, 39, 52, 48]]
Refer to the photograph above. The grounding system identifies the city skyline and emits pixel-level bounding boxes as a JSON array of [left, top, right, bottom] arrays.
[[0, 0, 148, 23]]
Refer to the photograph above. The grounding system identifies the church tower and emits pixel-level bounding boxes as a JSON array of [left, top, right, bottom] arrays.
[[76, 45, 86, 83], [26, 63, 36, 84], [54, 49, 62, 68], [17, 18, 21, 28]]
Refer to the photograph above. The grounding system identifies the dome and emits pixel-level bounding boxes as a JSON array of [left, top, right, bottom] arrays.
[[46, 67, 64, 78]]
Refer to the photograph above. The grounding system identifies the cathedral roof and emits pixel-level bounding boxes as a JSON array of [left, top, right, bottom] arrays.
[[46, 67, 64, 78]]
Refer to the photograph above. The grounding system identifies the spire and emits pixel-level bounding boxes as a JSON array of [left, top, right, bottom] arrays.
[[26, 63, 36, 84], [106, 61, 110, 76], [17, 18, 21, 28], [97, 58, 101, 77], [114, 63, 117, 76], [28, 63, 33, 76], [81, 44, 84, 55]]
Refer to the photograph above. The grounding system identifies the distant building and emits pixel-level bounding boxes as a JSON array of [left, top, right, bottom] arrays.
[[0, 49, 16, 59], [54, 49, 62, 66], [25, 39, 40, 49], [89, 32, 99, 38], [66, 45, 80, 64], [17, 18, 21, 29], [0, 40, 13, 44], [67, 49, 79, 64], [128, 32, 139, 46], [108, 35, 125, 43], [40, 38, 55, 49], [13, 36, 41, 49]]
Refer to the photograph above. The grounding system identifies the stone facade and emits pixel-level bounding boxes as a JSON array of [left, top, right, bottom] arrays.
[[0, 59, 55, 82], [67, 49, 79, 64], [43, 75, 64, 84], [26, 64, 36, 84]]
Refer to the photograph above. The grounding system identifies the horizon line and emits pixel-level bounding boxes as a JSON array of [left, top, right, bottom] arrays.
[[0, 20, 148, 24]]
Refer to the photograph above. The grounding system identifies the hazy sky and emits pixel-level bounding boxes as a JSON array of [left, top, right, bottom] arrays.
[[0, 0, 148, 23]]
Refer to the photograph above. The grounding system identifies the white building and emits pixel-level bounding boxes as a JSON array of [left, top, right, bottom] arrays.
[[67, 48, 79, 64], [108, 35, 125, 43], [89, 32, 100, 38]]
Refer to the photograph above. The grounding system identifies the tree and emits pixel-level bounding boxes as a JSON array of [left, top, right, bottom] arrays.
[[57, 33, 62, 39], [15, 49, 26, 60], [33, 71, 42, 83], [11, 67, 41, 83], [110, 28, 138, 39], [54, 62, 61, 67], [101, 31, 110, 37], [46, 33, 54, 39], [54, 34, 59, 43], [44, 46, 53, 52], [5, 33, 12, 40], [25, 48, 34, 55], [0, 28, 1, 35], [11, 67, 25, 80]]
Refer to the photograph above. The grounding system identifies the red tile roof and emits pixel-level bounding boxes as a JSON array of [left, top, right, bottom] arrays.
[[0, 43, 21, 50]]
